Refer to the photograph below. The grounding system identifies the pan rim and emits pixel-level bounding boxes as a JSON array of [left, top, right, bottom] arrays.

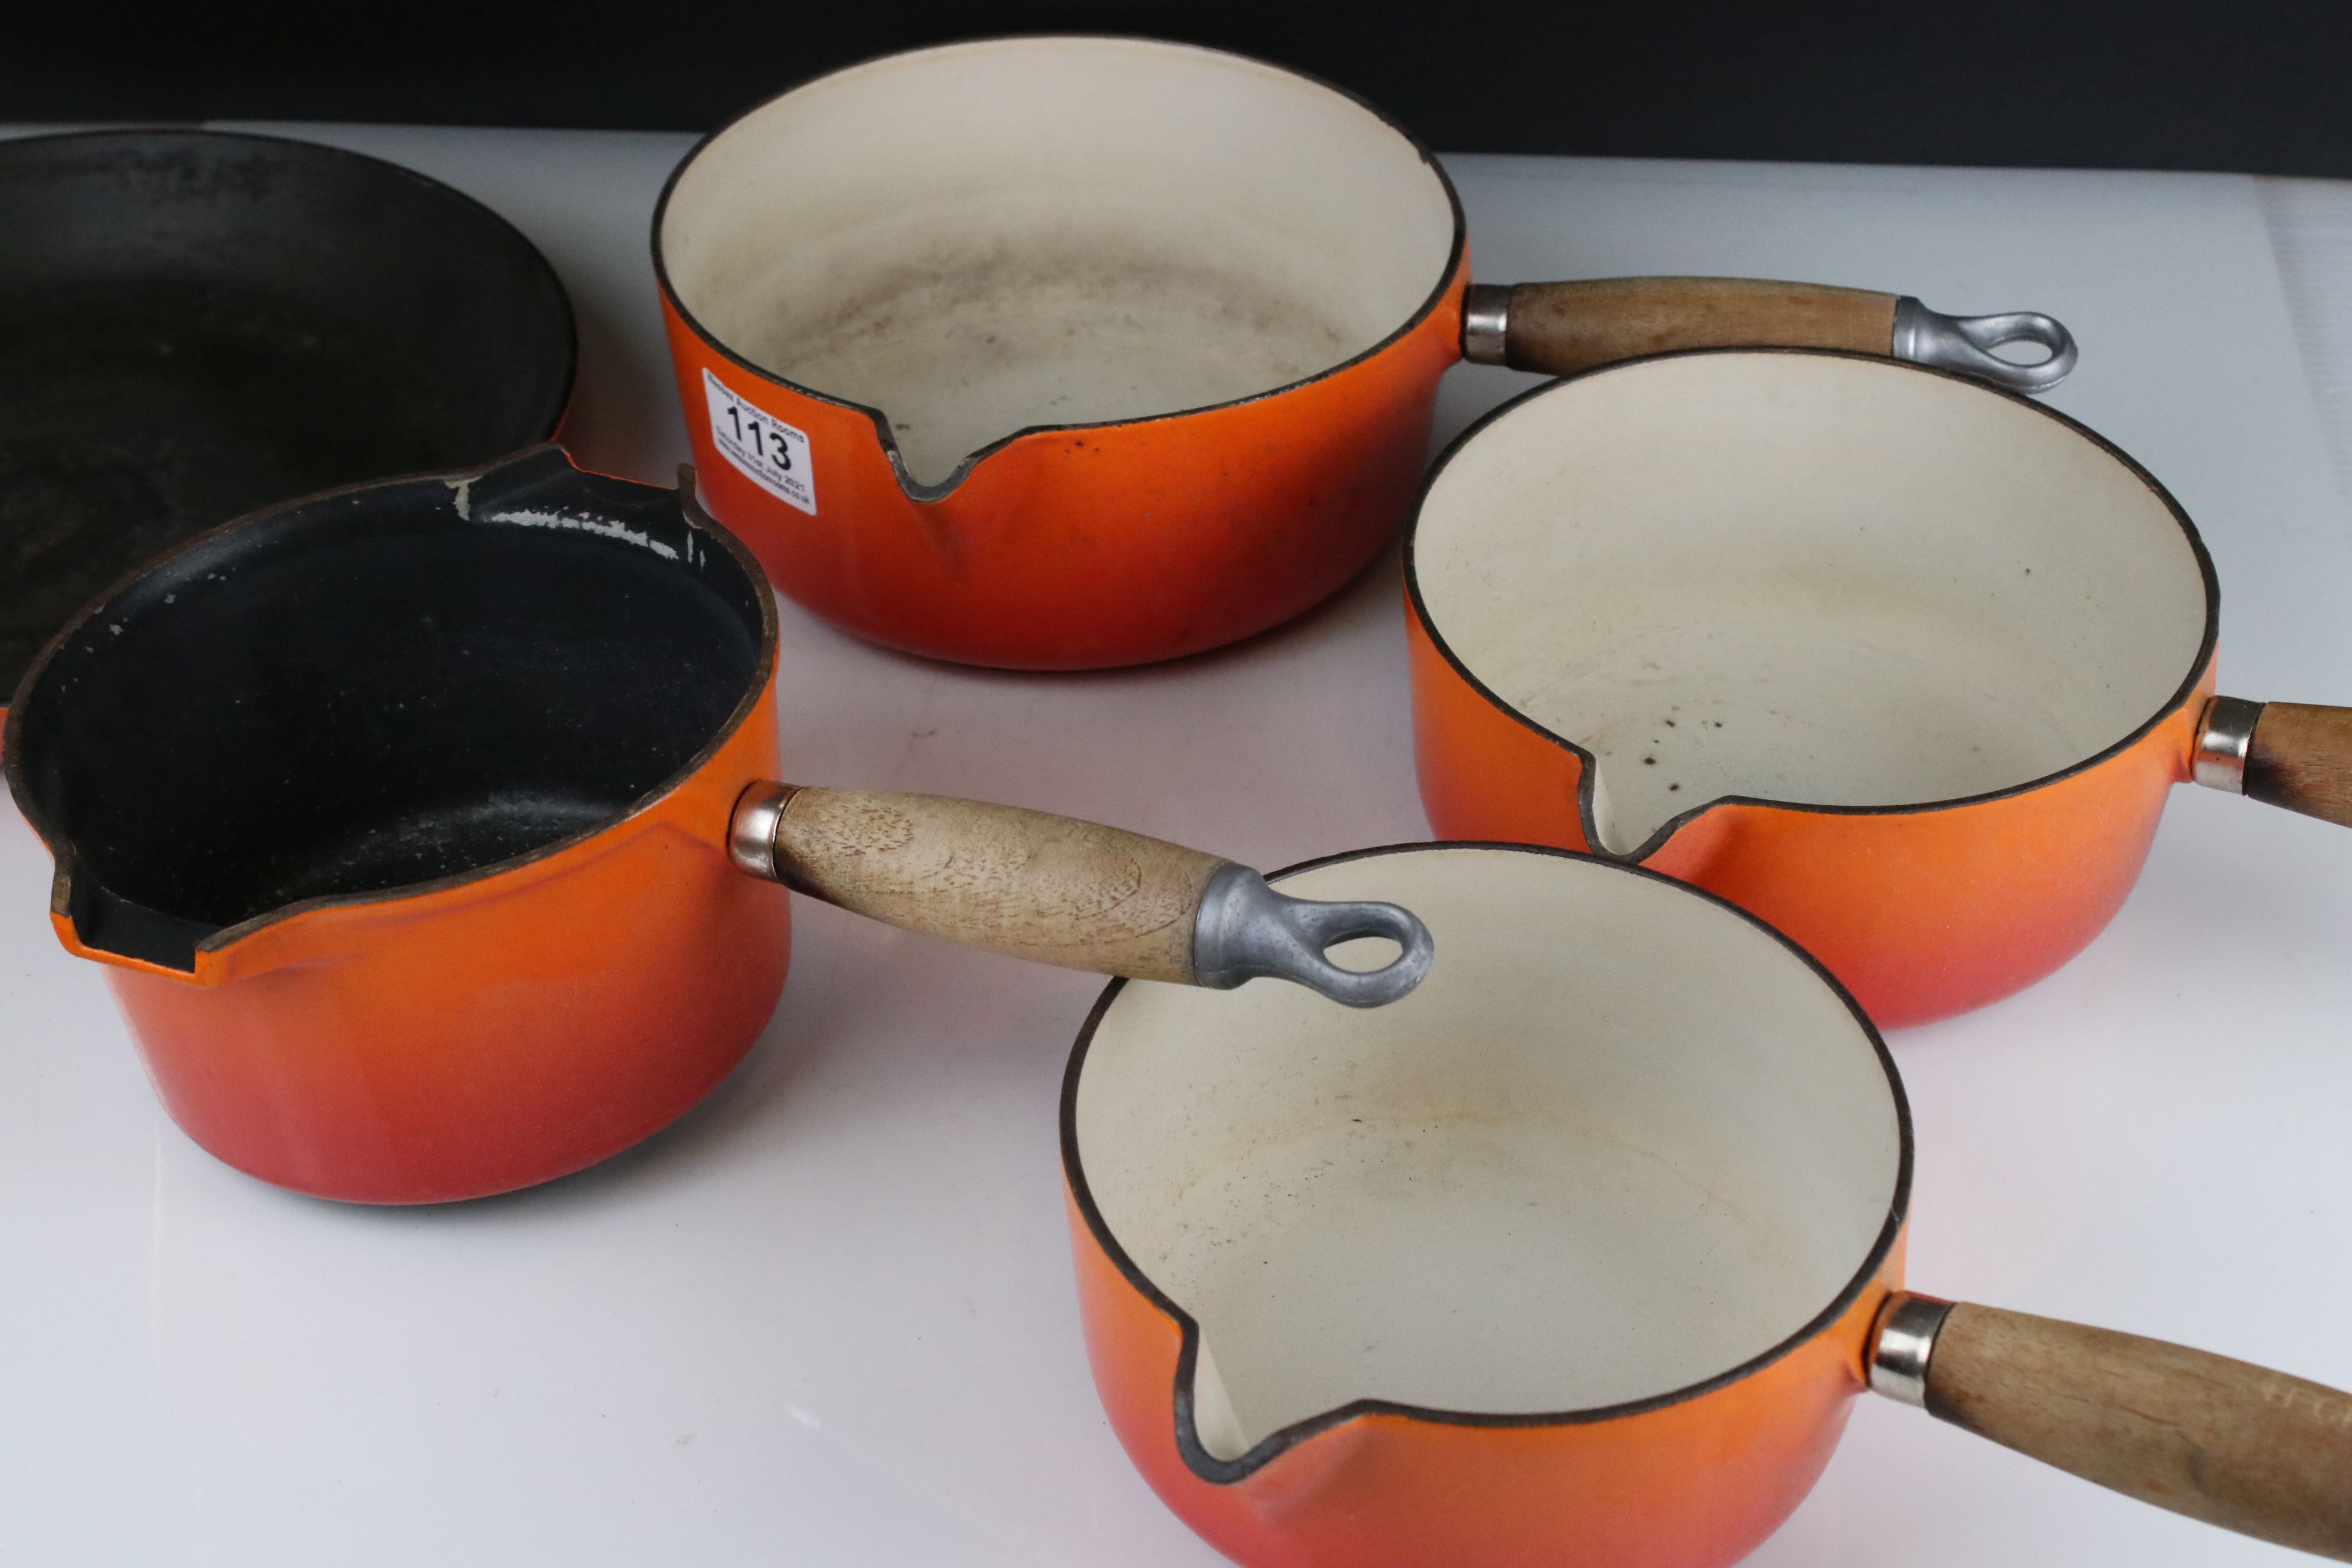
[[1, 446, 779, 973], [1401, 347, 2223, 864], [648, 31, 1469, 505], [1057, 838, 1915, 1486]]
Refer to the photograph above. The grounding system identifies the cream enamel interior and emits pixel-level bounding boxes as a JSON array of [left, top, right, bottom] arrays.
[[1073, 848, 1900, 1462], [1413, 355, 2211, 855], [659, 37, 1458, 488]]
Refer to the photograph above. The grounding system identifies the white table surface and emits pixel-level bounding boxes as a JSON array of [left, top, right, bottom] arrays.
[[4, 123, 2351, 1567]]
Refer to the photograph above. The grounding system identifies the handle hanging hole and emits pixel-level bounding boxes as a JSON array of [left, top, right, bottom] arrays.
[[1325, 935, 1404, 974]]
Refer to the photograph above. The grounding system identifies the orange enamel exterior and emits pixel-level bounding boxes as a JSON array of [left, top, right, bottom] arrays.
[[54, 668, 790, 1206], [1066, 1154, 1906, 1568], [656, 262, 1469, 669], [1408, 598, 2213, 1028]]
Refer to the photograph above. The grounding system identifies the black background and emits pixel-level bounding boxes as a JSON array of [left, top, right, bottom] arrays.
[[8, 1, 2350, 176]]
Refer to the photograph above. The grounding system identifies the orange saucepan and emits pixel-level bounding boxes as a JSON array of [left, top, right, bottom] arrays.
[[1404, 349, 2352, 1027], [2, 447, 1427, 1204], [652, 35, 2075, 671], [1064, 843, 2352, 1568]]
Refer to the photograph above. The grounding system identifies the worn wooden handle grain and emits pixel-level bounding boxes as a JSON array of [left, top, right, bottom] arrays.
[[1501, 277, 1899, 377], [1925, 1303, 2352, 1559], [768, 787, 1227, 982], [2246, 703, 2352, 828]]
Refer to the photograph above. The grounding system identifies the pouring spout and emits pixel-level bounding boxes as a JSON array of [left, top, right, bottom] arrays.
[[49, 857, 224, 979], [1187, 1339, 1255, 1465]]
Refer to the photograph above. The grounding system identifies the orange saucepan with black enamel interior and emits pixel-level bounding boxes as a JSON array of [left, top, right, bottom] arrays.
[[2, 446, 1430, 1204], [1063, 842, 2352, 1568], [652, 35, 2076, 671], [1404, 349, 2352, 1027]]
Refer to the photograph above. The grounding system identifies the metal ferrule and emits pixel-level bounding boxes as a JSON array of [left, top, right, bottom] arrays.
[[1460, 283, 1513, 365], [1891, 297, 2079, 393], [2193, 695, 2265, 793], [1191, 863, 1435, 1008], [1868, 1291, 1955, 1407], [727, 780, 799, 881]]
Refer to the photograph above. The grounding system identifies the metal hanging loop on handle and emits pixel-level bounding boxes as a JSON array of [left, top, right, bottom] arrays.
[[1892, 299, 2079, 392], [1191, 864, 1435, 1008]]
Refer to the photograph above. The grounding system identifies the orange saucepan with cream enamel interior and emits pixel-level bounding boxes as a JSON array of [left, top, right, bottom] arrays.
[[653, 36, 2074, 671], [1062, 843, 2352, 1568], [1405, 349, 2352, 1027]]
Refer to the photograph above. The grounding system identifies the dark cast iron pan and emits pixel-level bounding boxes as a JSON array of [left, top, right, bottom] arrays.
[[0, 128, 576, 695]]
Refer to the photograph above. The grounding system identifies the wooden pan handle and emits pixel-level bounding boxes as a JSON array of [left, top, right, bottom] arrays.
[[1461, 279, 2078, 390], [1889, 1296, 2352, 1559], [723, 784, 1435, 1004], [1485, 277, 1899, 377], [766, 786, 1224, 982], [2245, 703, 2352, 827]]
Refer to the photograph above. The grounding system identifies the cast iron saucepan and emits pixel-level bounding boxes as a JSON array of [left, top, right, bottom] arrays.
[[654, 35, 2077, 670], [0, 128, 575, 700], [1066, 843, 2352, 1567], [1406, 349, 2352, 1025], [1, 447, 1428, 1204]]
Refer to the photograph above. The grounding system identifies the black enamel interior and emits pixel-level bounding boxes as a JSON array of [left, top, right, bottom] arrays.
[[6, 449, 766, 972], [0, 129, 576, 695]]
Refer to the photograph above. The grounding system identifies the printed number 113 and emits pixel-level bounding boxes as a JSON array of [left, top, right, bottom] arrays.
[[726, 404, 792, 471]]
